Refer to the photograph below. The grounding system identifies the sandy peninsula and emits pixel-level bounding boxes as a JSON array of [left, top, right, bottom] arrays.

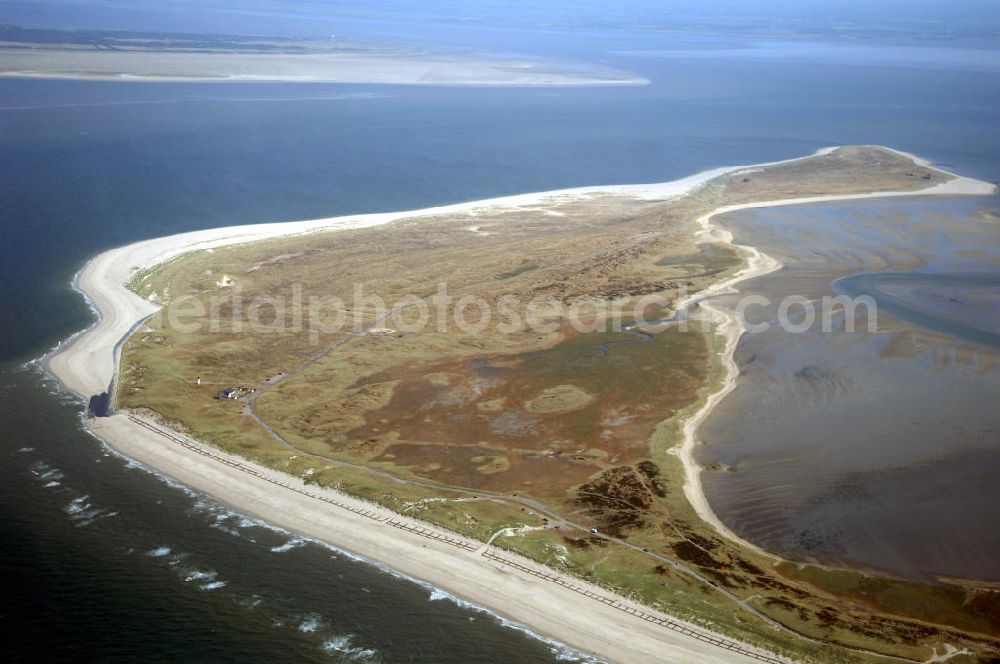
[[45, 148, 996, 663]]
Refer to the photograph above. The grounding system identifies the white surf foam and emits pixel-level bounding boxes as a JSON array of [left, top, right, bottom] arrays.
[[320, 634, 378, 662], [63, 495, 89, 515], [270, 537, 306, 554], [200, 581, 227, 591], [298, 613, 324, 634], [76, 510, 118, 528], [184, 569, 218, 583], [29, 461, 66, 484], [62, 493, 117, 527]]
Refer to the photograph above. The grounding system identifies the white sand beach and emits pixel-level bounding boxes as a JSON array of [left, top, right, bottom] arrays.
[[92, 412, 776, 663], [44, 148, 995, 663]]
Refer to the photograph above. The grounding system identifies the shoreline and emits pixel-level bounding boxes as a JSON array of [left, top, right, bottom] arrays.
[[85, 413, 776, 664], [671, 152, 996, 557], [0, 51, 648, 87], [0, 70, 650, 87], [43, 147, 995, 663]]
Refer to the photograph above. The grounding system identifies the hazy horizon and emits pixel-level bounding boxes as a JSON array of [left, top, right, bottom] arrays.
[[3, 0, 1000, 43]]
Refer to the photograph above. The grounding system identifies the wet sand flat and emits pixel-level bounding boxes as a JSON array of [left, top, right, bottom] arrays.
[[698, 196, 1000, 581]]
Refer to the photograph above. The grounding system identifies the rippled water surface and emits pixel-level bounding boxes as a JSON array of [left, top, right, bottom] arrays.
[[698, 196, 1000, 581]]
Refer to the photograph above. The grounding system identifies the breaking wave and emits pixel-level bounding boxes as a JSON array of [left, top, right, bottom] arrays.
[[298, 613, 325, 633], [421, 586, 602, 663], [200, 581, 227, 592], [320, 634, 379, 662], [270, 537, 306, 554], [63, 494, 118, 527]]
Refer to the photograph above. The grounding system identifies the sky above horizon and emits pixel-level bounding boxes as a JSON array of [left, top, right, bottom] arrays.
[[2, 0, 1000, 42]]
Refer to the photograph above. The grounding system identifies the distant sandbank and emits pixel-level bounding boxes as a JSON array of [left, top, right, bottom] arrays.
[[0, 48, 647, 86]]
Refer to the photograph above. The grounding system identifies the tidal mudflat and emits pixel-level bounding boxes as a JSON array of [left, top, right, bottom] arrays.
[[699, 196, 1000, 581]]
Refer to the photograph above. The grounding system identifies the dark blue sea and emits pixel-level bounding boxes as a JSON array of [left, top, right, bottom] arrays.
[[1, 6, 999, 660]]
